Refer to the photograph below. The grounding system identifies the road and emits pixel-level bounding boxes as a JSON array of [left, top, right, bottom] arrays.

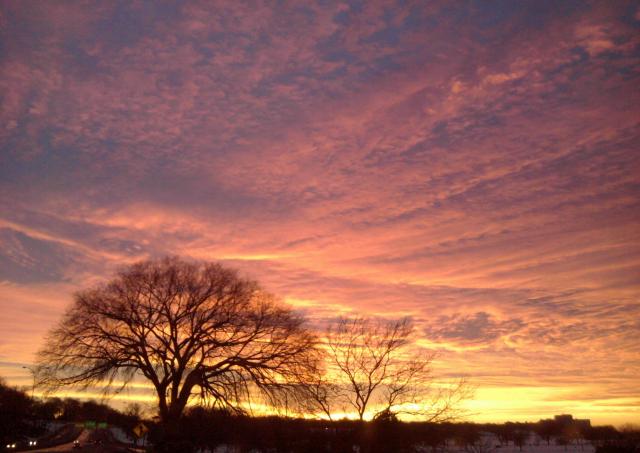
[[34, 429, 134, 452], [34, 429, 89, 452]]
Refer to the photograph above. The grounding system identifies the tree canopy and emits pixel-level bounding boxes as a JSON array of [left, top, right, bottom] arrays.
[[35, 257, 319, 425]]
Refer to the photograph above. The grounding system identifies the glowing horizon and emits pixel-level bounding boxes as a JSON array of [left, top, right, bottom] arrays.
[[1, 1, 639, 426], [1, 370, 636, 427]]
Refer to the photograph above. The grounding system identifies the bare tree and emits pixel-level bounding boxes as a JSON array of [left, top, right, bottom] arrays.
[[321, 317, 468, 421], [35, 257, 319, 426]]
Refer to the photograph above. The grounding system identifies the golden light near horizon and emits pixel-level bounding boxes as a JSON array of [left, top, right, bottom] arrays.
[[14, 377, 638, 427], [1, 1, 639, 427]]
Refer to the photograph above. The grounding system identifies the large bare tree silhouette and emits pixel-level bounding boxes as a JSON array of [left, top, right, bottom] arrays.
[[35, 257, 319, 426]]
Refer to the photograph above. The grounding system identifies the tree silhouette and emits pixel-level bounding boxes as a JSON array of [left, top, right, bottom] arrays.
[[534, 419, 559, 446], [317, 317, 469, 421], [0, 377, 33, 443], [35, 257, 319, 427]]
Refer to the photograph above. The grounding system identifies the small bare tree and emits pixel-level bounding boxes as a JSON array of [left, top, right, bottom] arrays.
[[317, 317, 468, 421], [35, 257, 319, 426]]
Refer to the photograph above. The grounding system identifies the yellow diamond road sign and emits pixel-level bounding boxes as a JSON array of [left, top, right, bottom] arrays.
[[133, 423, 148, 438]]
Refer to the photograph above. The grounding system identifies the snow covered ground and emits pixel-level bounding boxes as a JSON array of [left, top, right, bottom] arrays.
[[432, 445, 596, 453], [194, 442, 597, 453], [109, 426, 134, 444]]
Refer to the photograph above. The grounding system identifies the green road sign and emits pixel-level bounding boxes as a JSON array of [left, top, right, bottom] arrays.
[[97, 422, 108, 429], [84, 421, 96, 429]]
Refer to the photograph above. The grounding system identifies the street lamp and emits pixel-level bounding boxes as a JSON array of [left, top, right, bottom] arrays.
[[22, 365, 35, 399]]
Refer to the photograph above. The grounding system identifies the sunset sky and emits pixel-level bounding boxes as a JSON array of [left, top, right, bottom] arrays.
[[1, 1, 639, 425]]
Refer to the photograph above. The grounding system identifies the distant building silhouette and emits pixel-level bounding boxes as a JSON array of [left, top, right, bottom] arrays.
[[552, 414, 591, 431]]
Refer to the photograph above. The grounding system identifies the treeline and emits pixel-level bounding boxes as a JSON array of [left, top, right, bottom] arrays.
[[0, 377, 140, 445], [148, 406, 639, 453]]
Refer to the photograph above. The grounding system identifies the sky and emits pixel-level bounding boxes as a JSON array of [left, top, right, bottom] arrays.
[[0, 1, 639, 426]]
